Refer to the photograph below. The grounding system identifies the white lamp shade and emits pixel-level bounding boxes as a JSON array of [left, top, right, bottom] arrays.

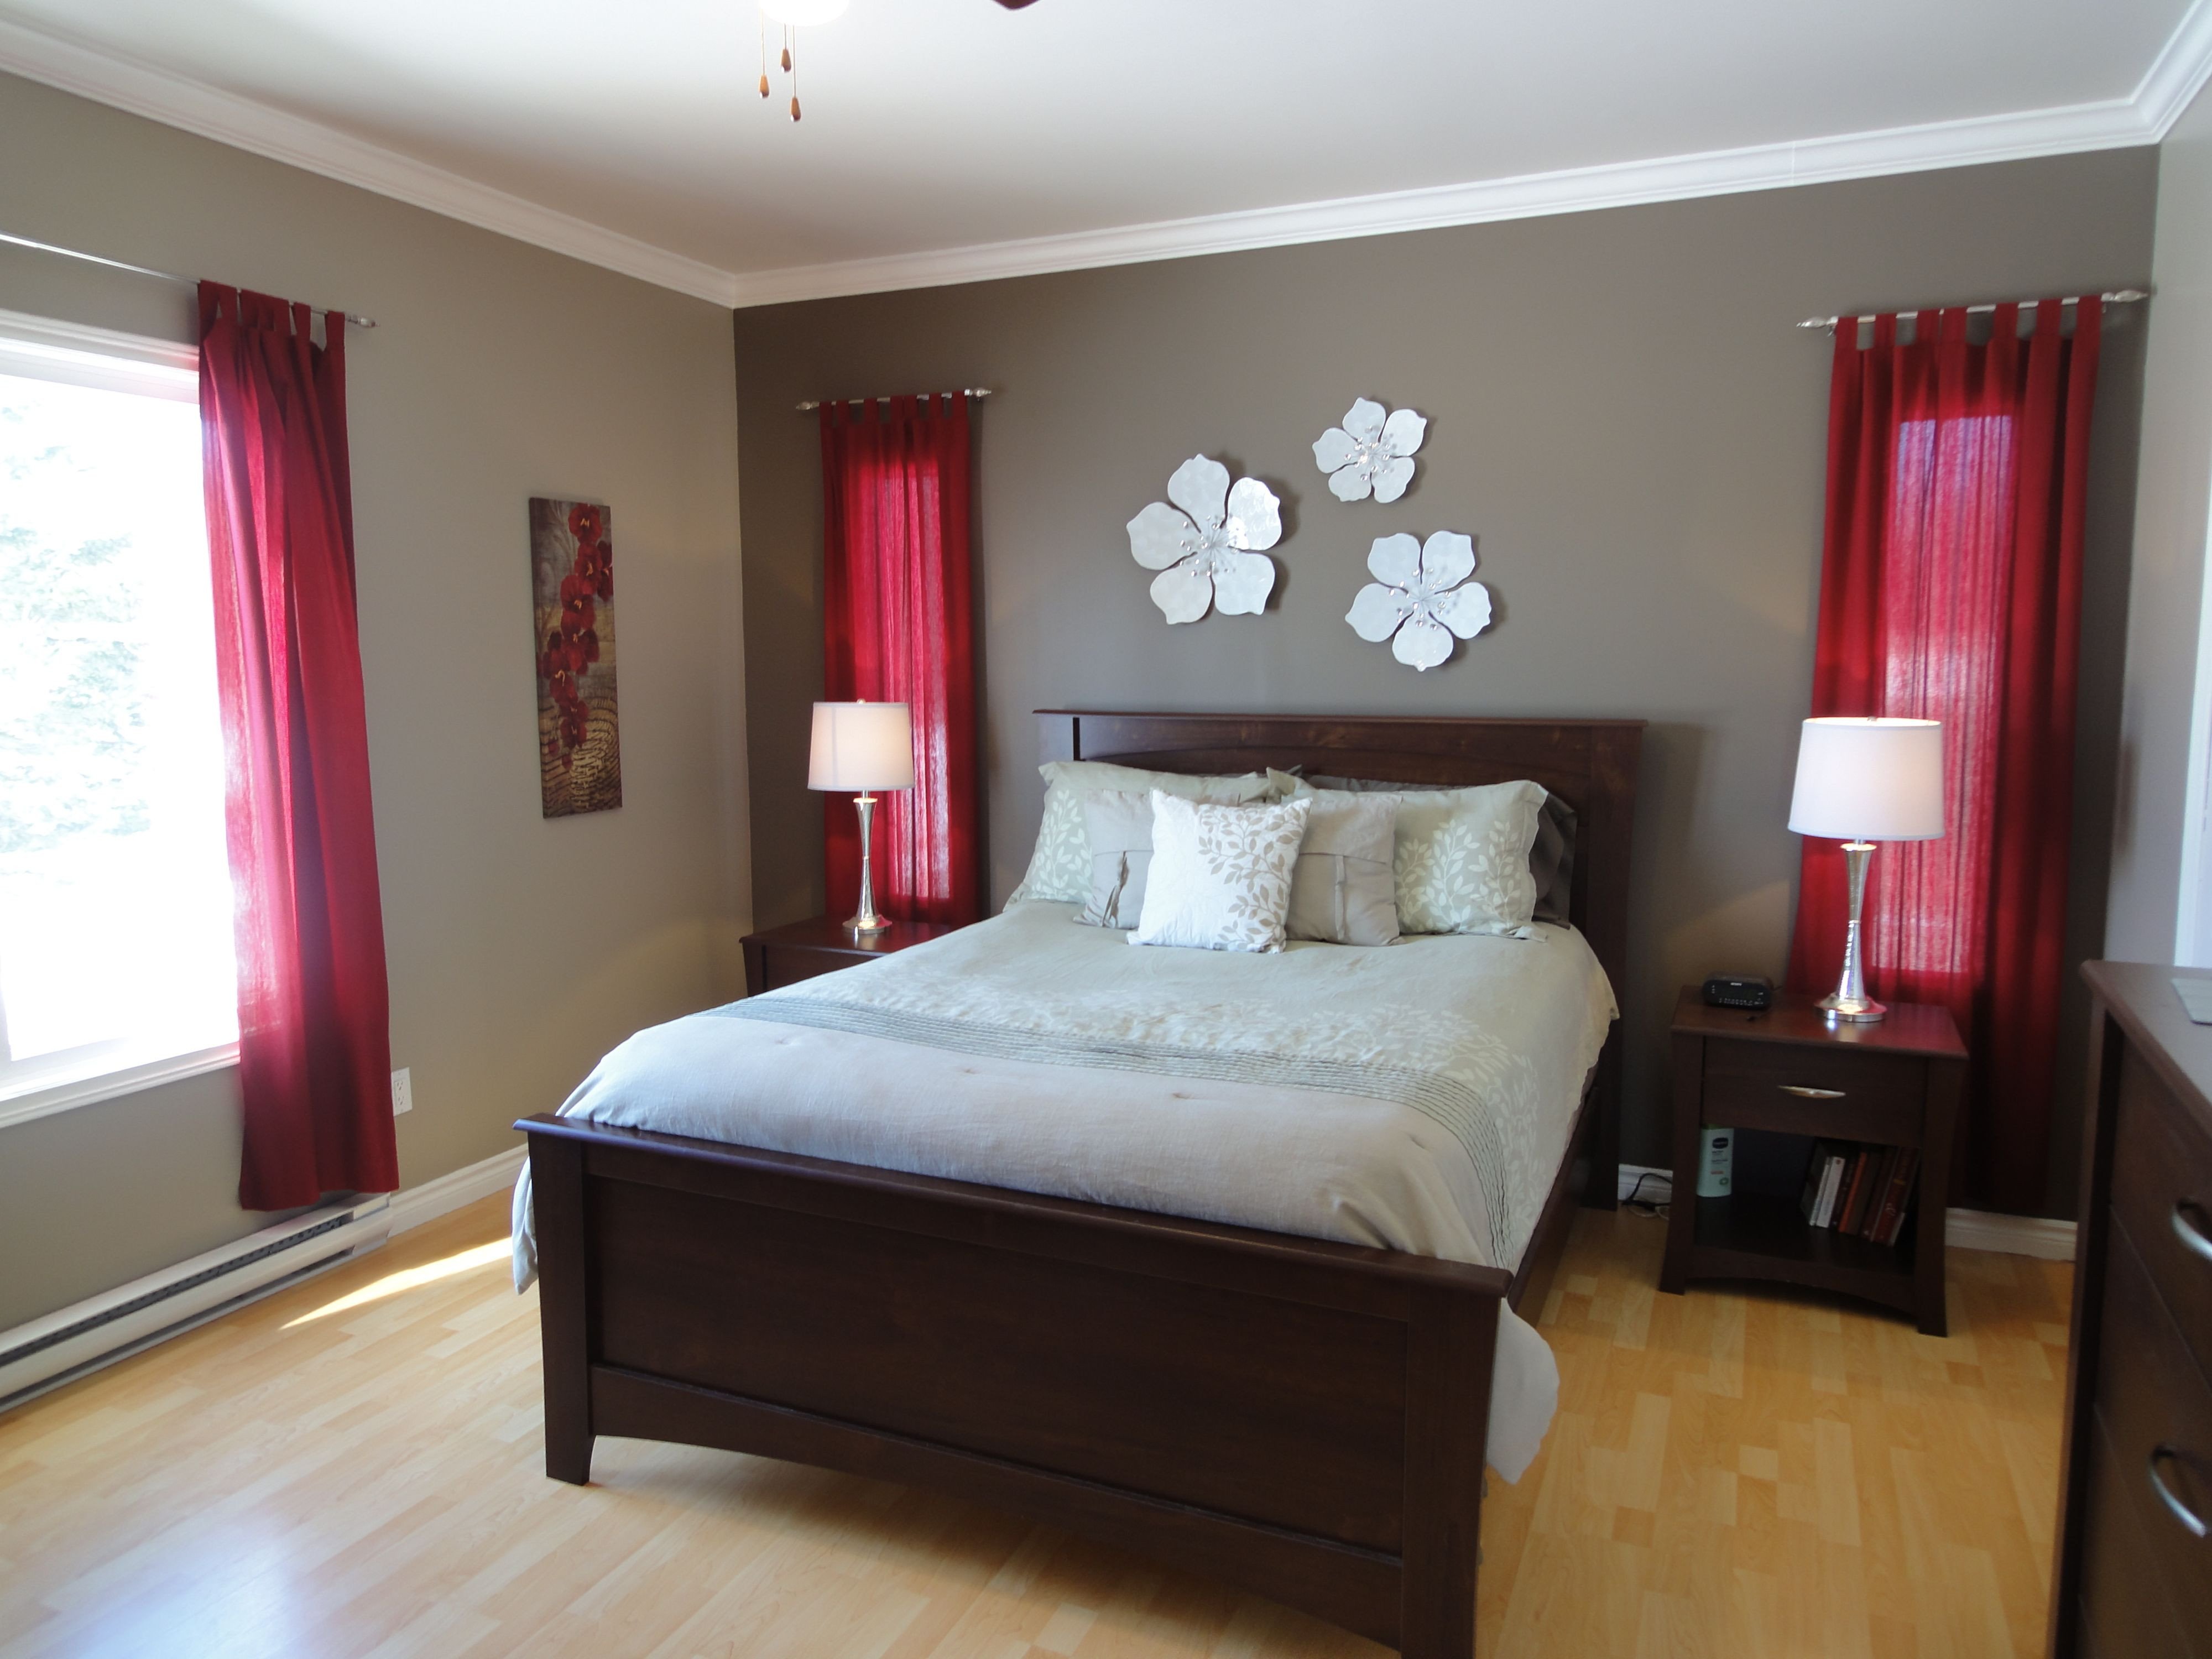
[[808, 702, 915, 791], [759, 0, 848, 24], [1787, 718, 1944, 841]]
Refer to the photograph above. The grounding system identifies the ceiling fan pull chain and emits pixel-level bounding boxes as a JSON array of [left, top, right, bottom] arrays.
[[758, 12, 770, 97], [790, 28, 801, 121]]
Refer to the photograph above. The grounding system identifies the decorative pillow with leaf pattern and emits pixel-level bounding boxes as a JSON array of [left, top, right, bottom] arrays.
[[1389, 781, 1548, 936], [1132, 792, 1313, 953], [1008, 761, 1277, 906]]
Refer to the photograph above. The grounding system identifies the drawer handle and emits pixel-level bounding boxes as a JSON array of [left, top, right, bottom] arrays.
[[2148, 1445, 2208, 1539], [2175, 1199, 2212, 1265], [1779, 1085, 1847, 1100]]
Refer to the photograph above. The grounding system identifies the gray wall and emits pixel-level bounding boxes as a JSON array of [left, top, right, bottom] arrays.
[[737, 150, 2156, 1213], [2110, 82, 2212, 966], [0, 72, 750, 1331]]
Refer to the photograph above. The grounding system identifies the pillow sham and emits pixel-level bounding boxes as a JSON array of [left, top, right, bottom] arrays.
[[1132, 792, 1312, 954], [1285, 791, 1401, 946], [1076, 789, 1156, 928], [1273, 770, 1547, 937], [1286, 769, 1577, 925], [1010, 761, 1276, 906]]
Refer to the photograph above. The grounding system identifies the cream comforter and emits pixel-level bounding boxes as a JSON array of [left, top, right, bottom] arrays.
[[512, 901, 1617, 1480]]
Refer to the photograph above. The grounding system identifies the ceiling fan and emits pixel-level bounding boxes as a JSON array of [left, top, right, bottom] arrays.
[[758, 0, 1042, 122]]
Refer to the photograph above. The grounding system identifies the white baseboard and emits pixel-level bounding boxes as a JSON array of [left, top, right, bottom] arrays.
[[0, 1144, 525, 1416], [1944, 1207, 2077, 1261], [388, 1145, 525, 1235], [1612, 1164, 2077, 1260]]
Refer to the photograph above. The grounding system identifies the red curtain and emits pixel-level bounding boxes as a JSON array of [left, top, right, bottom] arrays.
[[819, 395, 980, 925], [1787, 300, 2101, 1214], [199, 284, 397, 1210]]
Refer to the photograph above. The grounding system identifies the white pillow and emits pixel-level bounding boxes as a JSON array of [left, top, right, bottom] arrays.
[[1009, 761, 1276, 906], [1132, 792, 1312, 954]]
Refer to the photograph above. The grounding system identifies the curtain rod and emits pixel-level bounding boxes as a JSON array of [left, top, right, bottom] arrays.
[[1797, 288, 2147, 333], [796, 387, 993, 412], [0, 229, 377, 329]]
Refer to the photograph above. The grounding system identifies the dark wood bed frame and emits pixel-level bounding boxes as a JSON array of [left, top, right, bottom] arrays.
[[519, 711, 1642, 1657]]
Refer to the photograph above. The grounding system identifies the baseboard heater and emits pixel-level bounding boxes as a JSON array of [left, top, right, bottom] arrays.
[[0, 1193, 391, 1413]]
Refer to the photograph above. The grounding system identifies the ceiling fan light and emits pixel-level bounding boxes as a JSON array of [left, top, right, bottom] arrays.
[[758, 0, 848, 25]]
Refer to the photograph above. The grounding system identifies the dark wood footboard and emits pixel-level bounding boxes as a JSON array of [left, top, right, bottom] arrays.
[[521, 1111, 1516, 1657]]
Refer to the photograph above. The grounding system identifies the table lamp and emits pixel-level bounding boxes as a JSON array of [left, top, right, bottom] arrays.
[[809, 701, 915, 936], [1787, 717, 1945, 1023]]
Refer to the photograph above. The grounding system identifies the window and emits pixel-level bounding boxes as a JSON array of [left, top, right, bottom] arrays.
[[0, 312, 236, 1118]]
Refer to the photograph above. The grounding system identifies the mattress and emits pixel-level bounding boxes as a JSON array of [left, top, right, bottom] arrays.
[[512, 900, 1618, 1480]]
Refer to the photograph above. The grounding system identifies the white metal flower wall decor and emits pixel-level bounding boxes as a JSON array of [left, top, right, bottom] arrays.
[[1126, 455, 1282, 624], [1346, 531, 1493, 671], [1313, 398, 1427, 503]]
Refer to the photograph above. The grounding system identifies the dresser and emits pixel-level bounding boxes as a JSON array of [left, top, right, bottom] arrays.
[[2049, 962, 2212, 1657]]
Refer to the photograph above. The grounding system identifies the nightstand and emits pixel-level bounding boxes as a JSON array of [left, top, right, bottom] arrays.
[[740, 914, 957, 996], [1661, 986, 1966, 1335]]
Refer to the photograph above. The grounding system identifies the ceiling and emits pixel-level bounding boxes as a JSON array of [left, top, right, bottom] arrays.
[[1, 0, 2205, 305]]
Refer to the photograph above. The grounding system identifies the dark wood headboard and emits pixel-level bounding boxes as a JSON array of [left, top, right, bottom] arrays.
[[1037, 708, 1644, 1000]]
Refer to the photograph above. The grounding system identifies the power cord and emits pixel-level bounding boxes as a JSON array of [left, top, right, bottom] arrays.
[[1623, 1169, 1671, 1218]]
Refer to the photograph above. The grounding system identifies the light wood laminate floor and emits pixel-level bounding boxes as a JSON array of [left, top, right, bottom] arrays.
[[0, 1193, 2072, 1658]]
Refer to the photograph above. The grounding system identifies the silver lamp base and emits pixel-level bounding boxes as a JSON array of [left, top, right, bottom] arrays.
[[844, 792, 890, 936], [1819, 840, 1887, 1023]]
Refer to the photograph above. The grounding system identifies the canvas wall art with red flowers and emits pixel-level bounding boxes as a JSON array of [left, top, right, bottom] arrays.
[[530, 496, 620, 817]]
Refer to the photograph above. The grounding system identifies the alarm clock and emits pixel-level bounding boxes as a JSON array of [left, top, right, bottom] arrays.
[[1702, 973, 1773, 1010]]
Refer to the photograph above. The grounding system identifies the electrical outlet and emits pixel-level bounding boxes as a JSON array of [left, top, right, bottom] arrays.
[[391, 1067, 413, 1116]]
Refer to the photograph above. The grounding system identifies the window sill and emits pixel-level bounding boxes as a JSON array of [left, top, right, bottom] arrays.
[[0, 1042, 241, 1132]]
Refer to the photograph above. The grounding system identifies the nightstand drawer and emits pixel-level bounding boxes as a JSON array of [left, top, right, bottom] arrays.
[[1702, 1042, 1924, 1145], [2110, 1044, 2212, 1386]]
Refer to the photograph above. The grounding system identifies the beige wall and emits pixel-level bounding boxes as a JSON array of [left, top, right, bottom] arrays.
[[736, 150, 2156, 1213], [2109, 84, 2212, 965], [0, 72, 750, 1331]]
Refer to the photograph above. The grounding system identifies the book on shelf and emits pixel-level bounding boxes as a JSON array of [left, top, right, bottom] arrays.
[[1800, 1141, 1849, 1227], [1838, 1149, 1875, 1234], [1869, 1149, 1919, 1246], [1797, 1139, 1919, 1243]]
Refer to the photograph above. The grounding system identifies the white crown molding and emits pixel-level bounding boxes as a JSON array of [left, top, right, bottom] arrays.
[[0, 15, 743, 307], [725, 93, 2166, 306], [4, 2, 2210, 311], [2138, 0, 2212, 137]]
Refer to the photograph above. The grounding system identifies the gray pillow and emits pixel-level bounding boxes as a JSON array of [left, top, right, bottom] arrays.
[[1077, 789, 1156, 928], [1286, 792, 1401, 945], [1302, 771, 1577, 924]]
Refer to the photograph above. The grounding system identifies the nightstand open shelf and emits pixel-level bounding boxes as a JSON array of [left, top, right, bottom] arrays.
[[1662, 987, 1965, 1335], [1689, 1190, 1917, 1303]]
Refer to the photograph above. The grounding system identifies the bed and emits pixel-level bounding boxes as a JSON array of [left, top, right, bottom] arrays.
[[515, 710, 1642, 1658]]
